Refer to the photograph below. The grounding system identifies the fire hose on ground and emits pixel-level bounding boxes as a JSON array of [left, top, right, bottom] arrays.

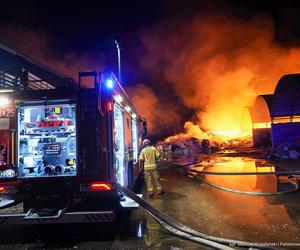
[[117, 183, 277, 250], [116, 160, 300, 249], [166, 161, 300, 196], [190, 171, 300, 196]]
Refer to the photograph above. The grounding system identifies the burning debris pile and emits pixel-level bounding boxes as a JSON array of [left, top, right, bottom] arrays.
[[160, 121, 252, 159], [266, 142, 300, 160], [160, 137, 220, 160]]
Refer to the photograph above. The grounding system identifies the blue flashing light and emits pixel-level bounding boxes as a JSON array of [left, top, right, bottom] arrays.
[[106, 79, 114, 89]]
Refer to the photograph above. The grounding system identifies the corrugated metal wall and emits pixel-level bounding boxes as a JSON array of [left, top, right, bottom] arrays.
[[249, 95, 272, 147], [271, 122, 300, 146], [253, 128, 271, 147], [271, 74, 300, 146], [0, 43, 73, 89]]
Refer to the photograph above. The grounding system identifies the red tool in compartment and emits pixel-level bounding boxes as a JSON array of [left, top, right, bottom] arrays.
[[63, 120, 72, 126], [37, 119, 72, 127], [39, 120, 61, 127], [36, 113, 73, 127]]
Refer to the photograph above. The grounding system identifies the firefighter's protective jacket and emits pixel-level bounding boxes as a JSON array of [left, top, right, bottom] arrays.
[[139, 146, 160, 170]]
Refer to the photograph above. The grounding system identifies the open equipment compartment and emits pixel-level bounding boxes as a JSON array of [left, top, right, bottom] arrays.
[[17, 103, 77, 178], [113, 103, 125, 186]]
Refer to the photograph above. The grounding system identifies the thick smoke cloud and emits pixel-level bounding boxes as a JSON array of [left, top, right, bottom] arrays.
[[127, 84, 180, 135], [3, 14, 300, 138], [0, 25, 181, 135], [0, 25, 105, 82], [140, 15, 300, 132]]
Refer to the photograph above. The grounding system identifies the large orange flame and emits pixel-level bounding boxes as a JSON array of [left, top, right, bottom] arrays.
[[164, 121, 251, 146], [139, 15, 300, 140]]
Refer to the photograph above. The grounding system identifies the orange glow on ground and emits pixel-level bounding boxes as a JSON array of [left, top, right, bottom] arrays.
[[191, 157, 276, 192]]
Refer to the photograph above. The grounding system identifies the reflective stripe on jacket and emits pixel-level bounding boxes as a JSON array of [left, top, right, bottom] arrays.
[[139, 146, 160, 170]]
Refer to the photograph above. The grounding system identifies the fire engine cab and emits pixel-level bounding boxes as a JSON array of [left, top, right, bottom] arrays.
[[0, 44, 146, 224]]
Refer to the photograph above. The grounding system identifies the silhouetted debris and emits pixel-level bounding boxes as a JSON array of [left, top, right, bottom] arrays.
[[160, 137, 221, 160], [266, 142, 300, 160]]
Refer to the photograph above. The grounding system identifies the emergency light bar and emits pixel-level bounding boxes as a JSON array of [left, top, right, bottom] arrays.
[[105, 79, 114, 89]]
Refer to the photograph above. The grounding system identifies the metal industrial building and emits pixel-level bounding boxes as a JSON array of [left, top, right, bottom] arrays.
[[0, 43, 72, 90], [271, 74, 300, 146], [249, 94, 272, 147], [2, 43, 300, 148], [248, 74, 300, 147]]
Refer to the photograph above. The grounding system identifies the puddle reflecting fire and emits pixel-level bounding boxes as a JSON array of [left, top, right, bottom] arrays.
[[189, 157, 277, 192], [184, 157, 299, 236]]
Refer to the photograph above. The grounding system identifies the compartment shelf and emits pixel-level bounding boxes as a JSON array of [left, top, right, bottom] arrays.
[[25, 125, 75, 135]]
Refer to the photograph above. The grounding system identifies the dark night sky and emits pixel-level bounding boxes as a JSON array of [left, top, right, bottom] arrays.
[[2, 0, 300, 83], [0, 0, 162, 83], [2, 0, 300, 138]]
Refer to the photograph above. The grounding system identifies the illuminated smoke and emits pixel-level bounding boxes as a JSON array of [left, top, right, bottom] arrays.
[[127, 84, 180, 135], [0, 25, 180, 134], [140, 15, 300, 133]]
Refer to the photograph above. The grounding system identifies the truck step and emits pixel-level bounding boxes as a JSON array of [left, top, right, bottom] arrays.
[[24, 207, 67, 220], [0, 210, 114, 224], [120, 194, 143, 208], [0, 199, 15, 209]]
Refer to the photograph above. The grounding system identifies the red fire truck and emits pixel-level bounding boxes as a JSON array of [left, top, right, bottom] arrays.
[[0, 70, 146, 224]]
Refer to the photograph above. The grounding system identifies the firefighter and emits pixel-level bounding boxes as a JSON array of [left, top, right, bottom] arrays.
[[139, 139, 163, 197]]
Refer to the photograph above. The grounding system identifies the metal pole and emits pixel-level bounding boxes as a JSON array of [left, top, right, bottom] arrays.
[[114, 39, 121, 83]]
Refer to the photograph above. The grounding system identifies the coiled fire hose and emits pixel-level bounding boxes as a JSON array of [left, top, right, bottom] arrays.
[[117, 183, 276, 250], [166, 161, 300, 196]]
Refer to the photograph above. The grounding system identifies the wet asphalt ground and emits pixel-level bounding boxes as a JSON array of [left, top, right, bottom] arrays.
[[0, 152, 300, 249], [158, 158, 300, 248]]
